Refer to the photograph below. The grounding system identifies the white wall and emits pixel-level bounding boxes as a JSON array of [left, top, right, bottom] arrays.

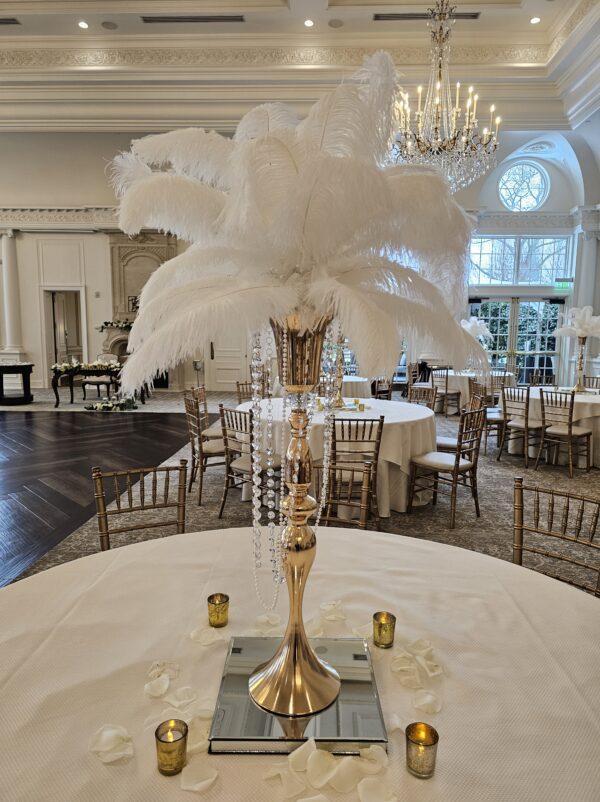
[[16, 232, 112, 388]]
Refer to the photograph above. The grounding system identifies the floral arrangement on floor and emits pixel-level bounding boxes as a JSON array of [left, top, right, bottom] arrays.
[[85, 397, 137, 412], [98, 320, 133, 332], [110, 50, 487, 393]]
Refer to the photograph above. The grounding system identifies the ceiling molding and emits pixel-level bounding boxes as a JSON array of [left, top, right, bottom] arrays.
[[0, 1, 288, 13], [0, 207, 118, 229]]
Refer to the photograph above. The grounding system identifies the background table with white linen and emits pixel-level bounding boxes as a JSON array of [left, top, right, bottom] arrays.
[[238, 398, 436, 515], [1, 528, 598, 802], [272, 376, 372, 399], [526, 387, 600, 466], [441, 370, 516, 402]]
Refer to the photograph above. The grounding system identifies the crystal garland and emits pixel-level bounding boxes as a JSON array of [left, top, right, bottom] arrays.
[[250, 330, 281, 610], [313, 322, 337, 529]]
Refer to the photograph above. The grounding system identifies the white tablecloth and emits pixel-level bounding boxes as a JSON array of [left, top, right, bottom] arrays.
[[1, 528, 598, 802], [445, 371, 516, 401], [272, 376, 372, 399], [238, 398, 436, 515]]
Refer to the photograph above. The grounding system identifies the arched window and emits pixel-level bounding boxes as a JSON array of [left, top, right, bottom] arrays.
[[498, 161, 549, 212]]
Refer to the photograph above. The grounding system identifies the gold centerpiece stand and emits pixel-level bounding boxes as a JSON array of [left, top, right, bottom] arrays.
[[208, 313, 388, 752]]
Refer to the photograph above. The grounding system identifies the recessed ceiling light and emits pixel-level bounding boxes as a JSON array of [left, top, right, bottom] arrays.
[[304, 19, 314, 28], [78, 20, 89, 29], [101, 21, 118, 30], [530, 17, 541, 24]]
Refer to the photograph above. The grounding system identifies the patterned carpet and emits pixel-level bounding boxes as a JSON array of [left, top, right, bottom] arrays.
[[18, 412, 600, 594]]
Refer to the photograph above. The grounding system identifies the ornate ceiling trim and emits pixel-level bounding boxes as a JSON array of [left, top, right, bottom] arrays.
[[0, 43, 549, 69], [475, 211, 577, 234], [0, 207, 118, 230]]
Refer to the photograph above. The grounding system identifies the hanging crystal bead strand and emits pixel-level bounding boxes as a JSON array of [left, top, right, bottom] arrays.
[[251, 331, 280, 611], [277, 320, 289, 583], [314, 322, 336, 529], [264, 329, 280, 590]]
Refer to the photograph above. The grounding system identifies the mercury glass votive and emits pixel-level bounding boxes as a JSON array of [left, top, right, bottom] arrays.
[[405, 722, 439, 778], [372, 611, 396, 648], [207, 593, 229, 627], [358, 403, 365, 412], [155, 719, 188, 776]]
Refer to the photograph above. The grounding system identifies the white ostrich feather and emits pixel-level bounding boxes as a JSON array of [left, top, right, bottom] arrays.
[[113, 51, 481, 391], [234, 102, 299, 142], [554, 306, 600, 339], [131, 129, 234, 189], [110, 151, 152, 198], [120, 284, 297, 392], [138, 245, 266, 309], [118, 173, 226, 242], [461, 316, 492, 340]]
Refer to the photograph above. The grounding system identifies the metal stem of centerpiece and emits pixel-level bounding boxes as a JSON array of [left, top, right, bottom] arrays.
[[573, 336, 587, 393], [333, 331, 345, 409], [248, 313, 341, 717]]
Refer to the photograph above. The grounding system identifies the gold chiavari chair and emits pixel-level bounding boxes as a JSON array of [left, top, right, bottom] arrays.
[[408, 408, 485, 529], [184, 395, 225, 505], [408, 385, 437, 410], [436, 394, 484, 452], [497, 386, 543, 469], [330, 416, 385, 529], [319, 462, 373, 530], [584, 375, 600, 390], [236, 380, 254, 405], [431, 367, 461, 417], [92, 460, 188, 551], [531, 369, 556, 387], [407, 362, 423, 392], [490, 371, 508, 405], [534, 390, 592, 478], [373, 376, 393, 400], [513, 477, 600, 597], [218, 405, 281, 517], [187, 386, 222, 439], [468, 378, 503, 453]]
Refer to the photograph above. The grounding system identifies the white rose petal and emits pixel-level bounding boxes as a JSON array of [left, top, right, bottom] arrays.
[[357, 776, 398, 802], [329, 756, 363, 793], [306, 749, 338, 789], [407, 639, 433, 657], [305, 616, 325, 638], [385, 713, 405, 734], [144, 673, 170, 698], [89, 724, 134, 764], [415, 654, 443, 679], [148, 661, 179, 680], [190, 626, 226, 646], [320, 600, 346, 621], [289, 737, 316, 772], [188, 710, 214, 755], [180, 758, 218, 794], [357, 745, 388, 775], [412, 690, 443, 714]]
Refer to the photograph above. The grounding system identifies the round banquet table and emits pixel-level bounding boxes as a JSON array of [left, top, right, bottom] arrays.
[[238, 397, 436, 515], [271, 376, 372, 399], [0, 528, 598, 802], [423, 370, 516, 402], [511, 386, 600, 467]]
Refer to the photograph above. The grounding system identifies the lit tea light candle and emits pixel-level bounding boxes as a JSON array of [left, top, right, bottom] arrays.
[[405, 722, 439, 778], [372, 611, 396, 648], [207, 592, 229, 628], [155, 719, 188, 775]]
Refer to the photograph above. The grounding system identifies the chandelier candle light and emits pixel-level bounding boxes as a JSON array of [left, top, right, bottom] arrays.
[[113, 51, 486, 720], [393, 0, 500, 191]]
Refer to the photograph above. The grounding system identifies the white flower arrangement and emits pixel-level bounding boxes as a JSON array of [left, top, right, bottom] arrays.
[[52, 361, 80, 373], [98, 320, 133, 332], [85, 396, 137, 412]]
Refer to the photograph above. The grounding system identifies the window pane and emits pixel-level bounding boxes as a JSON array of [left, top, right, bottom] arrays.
[[517, 237, 569, 284], [469, 237, 516, 284], [498, 162, 549, 212], [469, 236, 570, 287]]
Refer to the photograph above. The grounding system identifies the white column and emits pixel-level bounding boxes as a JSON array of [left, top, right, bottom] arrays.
[[1, 229, 23, 351]]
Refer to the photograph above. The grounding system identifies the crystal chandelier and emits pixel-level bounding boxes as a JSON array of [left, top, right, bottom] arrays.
[[391, 0, 501, 192]]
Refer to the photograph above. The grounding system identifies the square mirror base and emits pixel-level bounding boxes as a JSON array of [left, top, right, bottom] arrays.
[[209, 636, 388, 755]]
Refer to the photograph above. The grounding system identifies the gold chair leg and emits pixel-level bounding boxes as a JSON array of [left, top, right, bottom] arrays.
[[470, 471, 480, 517], [568, 438, 574, 479], [432, 473, 438, 506], [586, 434, 591, 472], [197, 457, 205, 506], [218, 469, 231, 518], [407, 464, 417, 513], [534, 431, 545, 471], [449, 479, 458, 529]]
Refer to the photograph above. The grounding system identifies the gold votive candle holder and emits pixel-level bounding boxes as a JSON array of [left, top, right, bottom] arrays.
[[207, 592, 229, 627], [372, 611, 396, 648], [358, 403, 365, 412], [155, 719, 188, 776], [405, 722, 439, 779]]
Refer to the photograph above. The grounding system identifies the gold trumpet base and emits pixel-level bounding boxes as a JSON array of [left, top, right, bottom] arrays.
[[248, 635, 340, 717]]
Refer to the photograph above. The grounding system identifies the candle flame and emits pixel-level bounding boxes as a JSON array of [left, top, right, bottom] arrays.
[[166, 728, 175, 742]]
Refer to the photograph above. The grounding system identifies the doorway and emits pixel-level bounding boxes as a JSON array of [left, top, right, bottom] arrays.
[[44, 290, 84, 366], [469, 297, 562, 382], [204, 331, 250, 391]]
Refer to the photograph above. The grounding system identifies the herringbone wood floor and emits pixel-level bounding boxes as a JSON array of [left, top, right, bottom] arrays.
[[0, 411, 189, 586]]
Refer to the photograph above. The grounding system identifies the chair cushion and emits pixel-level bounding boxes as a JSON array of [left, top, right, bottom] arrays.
[[412, 451, 473, 472], [436, 436, 458, 450], [201, 438, 225, 456], [231, 453, 282, 473], [203, 421, 223, 439], [546, 424, 593, 438], [507, 418, 543, 430]]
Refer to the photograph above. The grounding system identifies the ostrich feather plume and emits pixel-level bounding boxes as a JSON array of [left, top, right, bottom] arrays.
[[461, 316, 493, 340], [554, 306, 600, 339], [113, 50, 485, 392]]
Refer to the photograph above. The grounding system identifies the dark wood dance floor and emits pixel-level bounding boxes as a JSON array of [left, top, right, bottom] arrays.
[[0, 412, 188, 586]]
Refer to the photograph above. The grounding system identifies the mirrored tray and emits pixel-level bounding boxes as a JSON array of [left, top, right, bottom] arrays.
[[209, 637, 387, 755]]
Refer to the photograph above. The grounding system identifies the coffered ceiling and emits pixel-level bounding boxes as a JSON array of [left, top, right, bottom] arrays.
[[0, 0, 598, 132]]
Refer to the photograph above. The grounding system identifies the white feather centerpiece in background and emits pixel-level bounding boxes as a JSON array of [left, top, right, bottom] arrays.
[[112, 50, 487, 393], [461, 315, 493, 341], [554, 306, 600, 392]]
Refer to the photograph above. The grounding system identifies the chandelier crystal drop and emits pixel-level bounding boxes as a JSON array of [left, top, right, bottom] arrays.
[[391, 0, 500, 192]]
